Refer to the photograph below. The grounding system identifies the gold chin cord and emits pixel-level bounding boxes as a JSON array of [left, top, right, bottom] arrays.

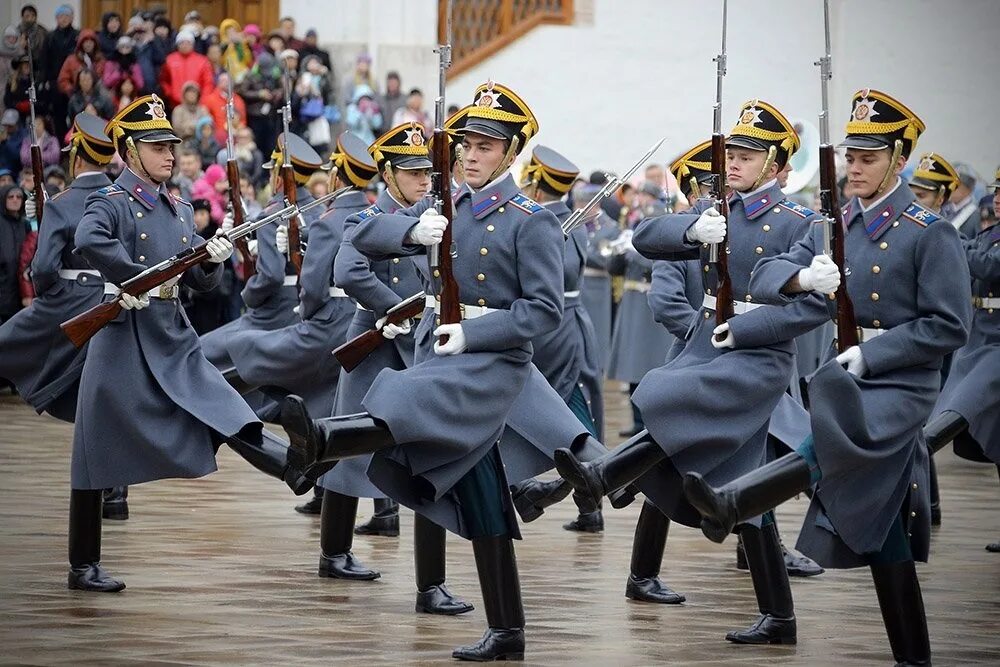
[[486, 136, 520, 184], [689, 177, 701, 200], [326, 165, 340, 191], [933, 184, 945, 212], [750, 145, 778, 191], [875, 140, 904, 196]]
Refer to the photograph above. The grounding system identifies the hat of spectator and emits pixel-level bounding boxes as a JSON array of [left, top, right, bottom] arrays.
[[219, 18, 241, 36], [184, 10, 202, 22], [278, 48, 298, 62], [4, 25, 19, 40], [356, 51, 372, 64], [370, 122, 432, 173], [263, 132, 326, 184], [520, 145, 579, 196], [175, 30, 195, 46], [191, 198, 212, 213], [670, 139, 715, 199], [839, 88, 924, 159], [1, 109, 19, 126], [910, 152, 960, 204], [327, 131, 378, 188], [460, 80, 538, 159], [105, 94, 181, 149], [127, 15, 144, 32], [244, 24, 261, 37], [55, 4, 73, 18], [44, 165, 66, 181], [306, 28, 318, 38], [116, 35, 135, 50], [63, 113, 116, 175]]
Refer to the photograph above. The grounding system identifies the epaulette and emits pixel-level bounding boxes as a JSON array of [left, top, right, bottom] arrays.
[[901, 202, 940, 227], [510, 193, 542, 214], [96, 184, 125, 196], [357, 204, 382, 221], [777, 200, 816, 218]]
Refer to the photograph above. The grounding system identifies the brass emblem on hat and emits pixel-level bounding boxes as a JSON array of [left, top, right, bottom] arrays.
[[740, 101, 763, 126], [854, 91, 878, 122], [145, 94, 167, 120], [917, 155, 935, 172], [404, 122, 424, 147], [477, 79, 501, 109]]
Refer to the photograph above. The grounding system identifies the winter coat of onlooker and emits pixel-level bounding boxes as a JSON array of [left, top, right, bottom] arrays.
[[189, 163, 228, 222], [188, 116, 221, 168], [170, 82, 210, 141], [298, 29, 332, 71], [0, 183, 29, 321], [0, 110, 25, 174], [201, 72, 247, 147], [17, 5, 47, 82], [345, 85, 383, 145], [129, 19, 166, 95], [215, 126, 263, 188], [243, 24, 264, 59], [379, 72, 405, 134], [66, 68, 114, 122], [239, 51, 282, 161], [160, 30, 215, 108], [3, 57, 33, 119], [151, 17, 175, 64], [342, 51, 377, 108], [391, 88, 431, 132], [102, 35, 145, 92], [112, 75, 139, 112], [57, 29, 105, 97], [96, 11, 122, 59], [19, 117, 60, 168], [219, 19, 253, 83], [43, 7, 78, 86], [0, 27, 26, 101]]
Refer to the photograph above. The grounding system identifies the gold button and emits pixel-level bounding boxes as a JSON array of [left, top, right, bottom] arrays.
[[478, 298, 486, 306], [772, 207, 781, 214], [138, 255, 146, 262], [762, 224, 771, 232], [80, 275, 88, 282], [392, 276, 399, 284], [745, 294, 753, 302], [880, 241, 888, 250], [873, 319, 881, 327], [129, 196, 135, 202], [477, 273, 485, 281], [910, 511, 916, 518], [392, 258, 400, 264], [892, 221, 899, 227], [433, 269, 440, 278], [706, 288, 713, 295], [872, 265, 880, 274], [871, 292, 879, 301], [182, 236, 188, 243], [755, 246, 763, 254], [912, 483, 918, 490], [136, 212, 143, 218], [140, 233, 148, 240], [498, 206, 505, 213], [703, 311, 711, 319], [703, 265, 710, 273], [487, 224, 495, 232], [435, 317, 441, 326], [480, 248, 488, 256]]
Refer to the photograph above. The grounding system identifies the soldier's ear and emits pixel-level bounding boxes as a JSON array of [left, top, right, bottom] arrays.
[[894, 154, 907, 176]]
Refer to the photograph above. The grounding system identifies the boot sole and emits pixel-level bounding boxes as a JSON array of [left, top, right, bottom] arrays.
[[415, 602, 475, 616], [68, 580, 126, 593], [452, 652, 524, 662], [353, 528, 400, 537], [625, 591, 685, 604], [318, 569, 381, 581], [725, 635, 797, 645]]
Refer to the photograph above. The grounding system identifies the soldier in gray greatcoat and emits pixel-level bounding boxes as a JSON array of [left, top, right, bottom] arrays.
[[67, 96, 316, 593], [926, 166, 1000, 551], [280, 82, 561, 661], [556, 100, 830, 646], [0, 114, 130, 519], [576, 180, 619, 372], [310, 124, 473, 616], [683, 90, 972, 666]]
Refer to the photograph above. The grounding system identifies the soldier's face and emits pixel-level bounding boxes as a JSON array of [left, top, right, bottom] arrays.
[[393, 167, 431, 203], [461, 134, 510, 188], [776, 161, 792, 188], [845, 148, 904, 200], [137, 142, 175, 183], [909, 186, 941, 213], [726, 148, 774, 192]]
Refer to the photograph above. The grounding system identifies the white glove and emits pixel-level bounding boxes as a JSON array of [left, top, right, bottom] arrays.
[[275, 225, 288, 254], [221, 210, 235, 234], [686, 207, 727, 245], [433, 323, 467, 355], [119, 291, 150, 310], [247, 239, 258, 256], [24, 196, 36, 221], [711, 322, 735, 349], [409, 209, 449, 246], [377, 314, 412, 340], [835, 345, 867, 377], [797, 254, 841, 294], [206, 230, 234, 263]]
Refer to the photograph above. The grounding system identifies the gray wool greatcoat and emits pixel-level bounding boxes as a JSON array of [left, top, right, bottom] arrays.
[[225, 189, 364, 420], [71, 168, 260, 490], [530, 199, 605, 440], [200, 187, 316, 368], [319, 189, 423, 499], [348, 173, 565, 538], [932, 221, 1000, 462], [0, 172, 110, 422], [628, 181, 829, 528], [750, 180, 972, 567], [581, 211, 619, 370]]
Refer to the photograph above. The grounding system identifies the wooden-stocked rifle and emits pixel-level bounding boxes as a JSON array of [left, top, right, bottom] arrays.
[[710, 0, 735, 338], [280, 68, 303, 275], [333, 291, 427, 372], [224, 69, 256, 278], [26, 47, 45, 223]]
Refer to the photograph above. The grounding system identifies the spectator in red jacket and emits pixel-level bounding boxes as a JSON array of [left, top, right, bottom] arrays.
[[159, 30, 214, 108], [56, 29, 105, 97], [201, 71, 246, 147]]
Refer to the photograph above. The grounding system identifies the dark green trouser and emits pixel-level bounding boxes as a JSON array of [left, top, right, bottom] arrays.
[[454, 446, 512, 538], [567, 384, 598, 438]]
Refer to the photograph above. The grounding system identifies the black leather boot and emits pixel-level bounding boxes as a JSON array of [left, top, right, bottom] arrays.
[[563, 493, 604, 533], [318, 490, 380, 580], [102, 486, 129, 521], [452, 534, 525, 661], [609, 484, 640, 509], [924, 410, 969, 454], [554, 430, 664, 513], [295, 487, 323, 515], [226, 426, 313, 495], [684, 452, 813, 543], [355, 498, 400, 536], [782, 544, 824, 577], [414, 514, 474, 615], [281, 395, 395, 479], [625, 501, 685, 604], [870, 560, 931, 666], [726, 522, 796, 645], [220, 366, 259, 395], [68, 489, 125, 592], [510, 478, 572, 523]]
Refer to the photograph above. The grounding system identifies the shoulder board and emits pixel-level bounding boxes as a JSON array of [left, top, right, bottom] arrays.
[[172, 194, 191, 207], [50, 189, 71, 201], [901, 202, 940, 227], [777, 200, 816, 218], [96, 184, 125, 196], [357, 204, 382, 221], [510, 193, 542, 214]]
